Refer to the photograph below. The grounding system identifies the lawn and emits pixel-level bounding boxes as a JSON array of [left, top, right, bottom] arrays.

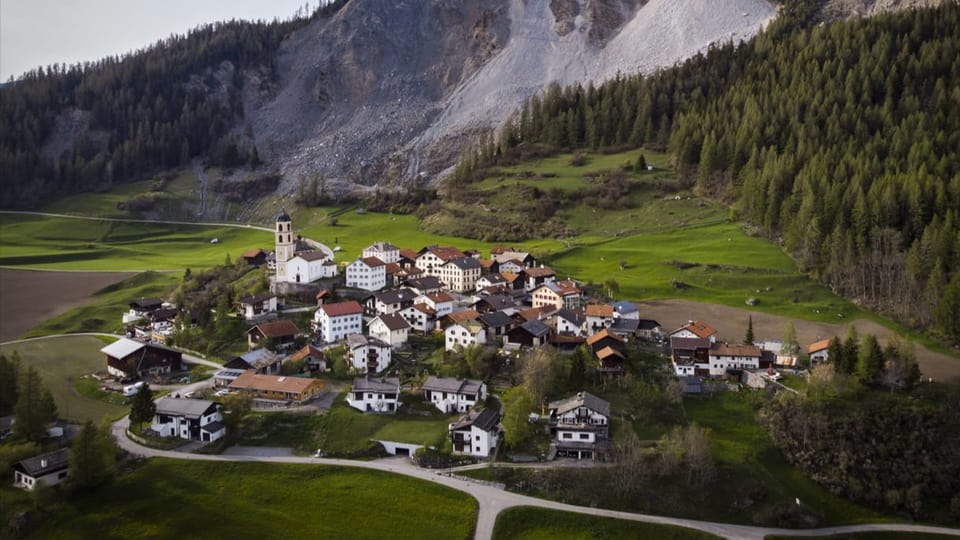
[[14, 459, 477, 540], [0, 214, 270, 271], [493, 506, 720, 540], [0, 335, 127, 424]]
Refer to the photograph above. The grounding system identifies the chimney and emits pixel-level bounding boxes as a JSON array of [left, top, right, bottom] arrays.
[[40, 459, 47, 468]]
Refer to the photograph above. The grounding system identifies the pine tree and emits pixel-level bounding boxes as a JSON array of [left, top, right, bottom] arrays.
[[13, 365, 58, 442], [67, 421, 116, 492], [840, 325, 860, 375], [0, 353, 19, 416], [936, 271, 960, 344], [856, 334, 885, 385], [745, 316, 755, 345], [129, 384, 156, 430]]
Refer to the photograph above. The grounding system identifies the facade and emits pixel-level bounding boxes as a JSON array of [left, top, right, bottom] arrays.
[[345, 256, 387, 291], [313, 301, 364, 343], [228, 372, 323, 403], [401, 303, 438, 334], [286, 251, 337, 283], [449, 408, 501, 458], [366, 289, 419, 317], [671, 320, 719, 343], [505, 319, 551, 348], [151, 397, 225, 442], [808, 338, 831, 363], [548, 391, 610, 460], [224, 348, 282, 375], [521, 266, 556, 292], [13, 448, 70, 491], [287, 344, 329, 372], [531, 280, 581, 310], [478, 310, 513, 343], [236, 293, 278, 320], [555, 309, 586, 336], [415, 246, 466, 277], [362, 242, 400, 264], [436, 257, 482, 292], [707, 343, 762, 377], [584, 304, 615, 335], [417, 292, 455, 317], [445, 320, 487, 352], [613, 300, 640, 320], [102, 338, 183, 380], [670, 336, 712, 376], [274, 210, 295, 283], [368, 313, 411, 349], [422, 376, 486, 413], [346, 333, 392, 374], [347, 377, 400, 413], [246, 319, 300, 351]]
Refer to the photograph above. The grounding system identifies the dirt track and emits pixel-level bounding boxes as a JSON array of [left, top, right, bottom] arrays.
[[0, 268, 132, 342], [640, 299, 960, 382]]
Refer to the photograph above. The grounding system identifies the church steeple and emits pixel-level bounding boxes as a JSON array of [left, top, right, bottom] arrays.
[[275, 209, 294, 282]]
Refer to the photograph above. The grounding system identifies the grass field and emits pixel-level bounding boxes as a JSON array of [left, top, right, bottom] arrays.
[[10, 459, 477, 540], [0, 335, 127, 424], [42, 167, 205, 219], [0, 214, 270, 271], [766, 533, 959, 540], [493, 507, 720, 540]]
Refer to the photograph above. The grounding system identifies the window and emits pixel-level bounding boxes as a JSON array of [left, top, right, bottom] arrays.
[[562, 433, 572, 439], [579, 433, 589, 440], [475, 435, 480, 441]]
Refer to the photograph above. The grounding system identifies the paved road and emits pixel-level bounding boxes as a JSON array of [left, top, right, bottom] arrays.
[[110, 417, 960, 540]]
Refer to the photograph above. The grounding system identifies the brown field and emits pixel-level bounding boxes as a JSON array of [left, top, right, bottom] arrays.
[[0, 268, 132, 342], [641, 299, 960, 382]]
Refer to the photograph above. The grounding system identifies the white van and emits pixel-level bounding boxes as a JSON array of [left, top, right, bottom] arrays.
[[122, 381, 145, 397]]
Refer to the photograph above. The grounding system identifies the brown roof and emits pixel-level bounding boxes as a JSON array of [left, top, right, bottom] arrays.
[[595, 346, 625, 360], [375, 313, 410, 331], [320, 301, 363, 317], [360, 256, 387, 267], [399, 249, 419, 260], [585, 304, 614, 317], [710, 343, 762, 357], [524, 266, 555, 278], [242, 248, 267, 258], [295, 250, 328, 261], [586, 329, 626, 346], [516, 307, 547, 321], [502, 272, 521, 283], [420, 246, 465, 262], [229, 372, 322, 394], [385, 262, 402, 275], [427, 292, 454, 303], [673, 320, 718, 339], [287, 345, 326, 363], [316, 289, 330, 299], [478, 258, 495, 269], [808, 338, 832, 354], [447, 309, 480, 323], [249, 319, 299, 338], [410, 303, 437, 315]]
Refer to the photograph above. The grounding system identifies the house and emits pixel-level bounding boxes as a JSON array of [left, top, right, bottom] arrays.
[[671, 320, 719, 343], [313, 301, 364, 343], [398, 248, 419, 269], [521, 266, 556, 291], [422, 376, 487, 413], [585, 329, 626, 355], [346, 333, 392, 374], [595, 346, 625, 373], [670, 336, 712, 376], [478, 311, 514, 343], [368, 313, 411, 349], [441, 309, 481, 330], [345, 256, 388, 291], [475, 273, 508, 291], [473, 294, 516, 314], [505, 319, 551, 349], [808, 338, 832, 363], [609, 317, 640, 339], [449, 408, 501, 458], [213, 369, 246, 388], [224, 348, 283, 375], [246, 319, 300, 351], [235, 293, 278, 321], [286, 251, 337, 283], [228, 372, 323, 404], [531, 280, 582, 310], [362, 241, 400, 264], [548, 391, 610, 460], [636, 319, 662, 341], [13, 448, 70, 491], [497, 260, 526, 275], [102, 338, 183, 380], [613, 300, 640, 320], [287, 344, 329, 372], [125, 297, 163, 324], [151, 397, 225, 442], [555, 308, 586, 336], [403, 276, 445, 296], [241, 248, 269, 267], [707, 343, 763, 377], [418, 292, 455, 317], [491, 249, 536, 269], [415, 245, 466, 276], [436, 257, 482, 292], [347, 377, 400, 413], [584, 304, 615, 335], [401, 303, 438, 334], [445, 320, 488, 352], [365, 289, 419, 317]]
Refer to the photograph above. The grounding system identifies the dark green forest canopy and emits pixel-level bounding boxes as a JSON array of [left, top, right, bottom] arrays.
[[456, 2, 960, 340]]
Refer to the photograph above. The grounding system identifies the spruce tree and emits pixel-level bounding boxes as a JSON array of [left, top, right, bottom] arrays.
[[129, 383, 156, 431], [13, 365, 58, 442], [0, 353, 19, 416], [67, 421, 116, 492], [745, 316, 755, 345]]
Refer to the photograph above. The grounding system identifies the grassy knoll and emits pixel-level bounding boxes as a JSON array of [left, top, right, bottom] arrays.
[[493, 506, 720, 540], [42, 167, 205, 219], [0, 214, 270, 271], [0, 335, 127, 424], [11, 459, 477, 540], [23, 271, 179, 337], [238, 395, 451, 455]]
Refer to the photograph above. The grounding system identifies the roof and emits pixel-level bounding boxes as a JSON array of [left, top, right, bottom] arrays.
[[346, 333, 390, 350], [501, 272, 521, 283], [276, 209, 291, 222], [100, 337, 146, 359], [154, 397, 218, 418], [480, 273, 507, 285], [385, 262, 402, 275], [426, 291, 454, 303], [447, 309, 480, 323], [475, 294, 515, 311], [294, 250, 329, 262], [422, 376, 484, 395], [450, 319, 484, 336], [445, 257, 482, 270], [418, 246, 466, 262], [516, 307, 547, 321], [478, 311, 513, 328], [408, 303, 437, 315], [492, 251, 531, 264], [374, 313, 410, 331], [201, 421, 225, 433], [359, 256, 387, 267], [710, 343, 762, 357], [404, 276, 445, 290], [613, 301, 639, 315], [586, 329, 626, 346], [286, 345, 326, 363], [237, 292, 275, 305], [319, 301, 364, 317], [556, 308, 585, 327], [523, 266, 555, 278], [637, 319, 661, 330], [518, 319, 551, 338], [250, 319, 300, 338], [237, 348, 280, 369], [372, 289, 418, 305], [399, 249, 419, 260], [672, 320, 718, 339], [610, 318, 640, 333], [670, 336, 712, 351], [585, 304, 614, 318], [15, 448, 70, 476], [229, 372, 321, 394], [548, 391, 610, 417], [808, 338, 832, 354], [366, 241, 399, 252], [129, 298, 163, 310], [595, 346, 625, 361], [352, 376, 400, 392], [241, 248, 267, 258], [450, 407, 500, 432]]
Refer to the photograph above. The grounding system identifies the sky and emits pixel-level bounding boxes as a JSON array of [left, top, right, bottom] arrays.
[[0, 0, 314, 81]]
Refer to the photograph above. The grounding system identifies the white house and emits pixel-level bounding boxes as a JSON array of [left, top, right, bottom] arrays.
[[345, 256, 387, 291], [613, 300, 640, 320], [313, 301, 364, 343], [415, 246, 466, 276], [422, 376, 486, 413], [151, 397, 226, 442], [401, 303, 438, 334], [475, 273, 508, 291], [368, 313, 410, 349], [362, 242, 400, 264], [707, 343, 763, 376], [366, 289, 419, 317], [347, 377, 400, 413], [670, 320, 719, 343], [436, 257, 483, 292], [346, 333, 392, 374], [548, 391, 610, 460], [445, 320, 487, 352], [531, 280, 581, 310], [416, 292, 455, 317], [236, 293, 278, 320], [13, 448, 70, 491], [555, 308, 585, 336], [286, 251, 337, 283], [450, 408, 501, 458], [584, 304, 615, 335], [808, 338, 831, 363], [522, 266, 556, 292]]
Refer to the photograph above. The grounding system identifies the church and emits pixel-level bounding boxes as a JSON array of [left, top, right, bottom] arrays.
[[273, 210, 337, 284]]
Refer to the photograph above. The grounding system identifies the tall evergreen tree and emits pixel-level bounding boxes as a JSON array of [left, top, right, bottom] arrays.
[[856, 334, 885, 385], [129, 384, 156, 430], [0, 353, 19, 415], [936, 271, 960, 344], [13, 365, 58, 442], [745, 316, 755, 345], [67, 421, 116, 492]]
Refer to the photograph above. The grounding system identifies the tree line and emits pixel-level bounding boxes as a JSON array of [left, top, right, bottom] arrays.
[[450, 3, 960, 343]]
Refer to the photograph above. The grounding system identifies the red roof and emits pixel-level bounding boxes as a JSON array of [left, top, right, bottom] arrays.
[[360, 256, 386, 267], [524, 266, 555, 278], [673, 320, 718, 339], [249, 319, 300, 338], [586, 329, 626, 346], [808, 338, 832, 354], [320, 301, 363, 317], [585, 304, 614, 317]]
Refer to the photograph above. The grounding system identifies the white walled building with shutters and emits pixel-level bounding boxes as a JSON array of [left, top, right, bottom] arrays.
[[286, 251, 337, 283], [450, 408, 501, 458], [362, 242, 400, 264], [422, 376, 487, 414], [347, 377, 400, 413], [313, 301, 364, 343], [151, 397, 226, 442], [345, 257, 387, 291], [445, 320, 487, 352]]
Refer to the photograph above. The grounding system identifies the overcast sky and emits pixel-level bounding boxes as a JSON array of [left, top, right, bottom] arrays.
[[1, 0, 314, 81]]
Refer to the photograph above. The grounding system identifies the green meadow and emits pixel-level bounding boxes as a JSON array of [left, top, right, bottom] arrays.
[[6, 460, 477, 540], [493, 507, 720, 540]]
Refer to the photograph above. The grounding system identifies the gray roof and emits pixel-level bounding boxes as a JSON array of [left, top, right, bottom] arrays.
[[237, 292, 275, 305], [450, 407, 499, 432], [476, 294, 515, 311], [613, 301, 639, 315], [15, 448, 70, 476], [154, 397, 218, 419], [519, 319, 551, 338], [403, 276, 445, 290], [346, 333, 389, 350], [422, 376, 484, 396], [556, 308, 585, 327], [637, 319, 661, 330], [446, 257, 482, 270], [238, 348, 280, 369], [201, 421, 225, 433], [478, 311, 513, 329], [610, 318, 640, 333], [373, 289, 418, 305], [352, 377, 400, 392], [100, 337, 145, 359], [670, 336, 712, 351], [548, 391, 611, 417]]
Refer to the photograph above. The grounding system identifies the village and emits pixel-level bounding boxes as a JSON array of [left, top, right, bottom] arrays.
[[9, 210, 829, 490]]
